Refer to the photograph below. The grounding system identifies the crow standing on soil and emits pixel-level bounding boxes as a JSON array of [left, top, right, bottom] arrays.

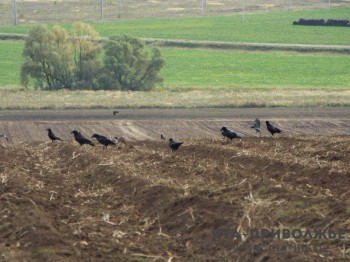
[[251, 118, 261, 136], [113, 111, 119, 115], [0, 134, 8, 142], [92, 134, 116, 148], [71, 130, 94, 146], [266, 121, 282, 136], [161, 134, 166, 140], [169, 138, 183, 152], [46, 128, 63, 142], [220, 127, 241, 141]]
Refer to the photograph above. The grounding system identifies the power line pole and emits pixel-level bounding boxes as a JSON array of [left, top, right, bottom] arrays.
[[100, 0, 104, 21], [242, 0, 245, 22], [199, 0, 207, 14], [12, 0, 17, 26]]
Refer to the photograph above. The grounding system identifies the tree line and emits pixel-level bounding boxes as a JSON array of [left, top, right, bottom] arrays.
[[21, 22, 165, 91]]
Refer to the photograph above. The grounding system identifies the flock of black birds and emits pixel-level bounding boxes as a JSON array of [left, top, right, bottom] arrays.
[[160, 118, 282, 152], [218, 118, 282, 142], [46, 128, 123, 149], [2, 118, 282, 153], [249, 118, 282, 137]]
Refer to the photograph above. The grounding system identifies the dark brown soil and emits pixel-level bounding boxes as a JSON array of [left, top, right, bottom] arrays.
[[0, 108, 350, 261], [0, 107, 349, 144]]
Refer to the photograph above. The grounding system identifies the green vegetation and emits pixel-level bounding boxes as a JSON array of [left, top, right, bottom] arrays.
[[2, 41, 349, 90], [0, 41, 23, 87], [0, 7, 349, 108], [20, 24, 164, 91], [100, 35, 164, 91], [160, 48, 350, 90], [1, 7, 350, 45]]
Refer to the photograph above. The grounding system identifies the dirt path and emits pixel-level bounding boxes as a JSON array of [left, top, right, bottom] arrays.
[[3, 33, 350, 53], [0, 107, 349, 144]]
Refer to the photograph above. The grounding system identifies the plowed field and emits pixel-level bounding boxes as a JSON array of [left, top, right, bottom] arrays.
[[1, 108, 350, 261]]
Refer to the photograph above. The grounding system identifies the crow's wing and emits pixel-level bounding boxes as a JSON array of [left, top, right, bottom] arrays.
[[223, 128, 236, 139], [99, 136, 116, 145], [253, 118, 260, 128], [275, 127, 282, 133], [77, 133, 93, 145], [51, 131, 62, 141], [169, 139, 183, 150]]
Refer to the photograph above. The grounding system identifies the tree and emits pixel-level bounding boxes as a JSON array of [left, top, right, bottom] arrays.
[[100, 35, 165, 91], [21, 23, 101, 90], [21, 25, 55, 89], [71, 22, 102, 89], [50, 25, 74, 89], [21, 25, 73, 90], [21, 27, 164, 91]]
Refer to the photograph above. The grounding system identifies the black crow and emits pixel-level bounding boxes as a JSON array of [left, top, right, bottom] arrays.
[[46, 128, 63, 142], [71, 130, 94, 146], [0, 134, 8, 142], [92, 134, 116, 148], [266, 121, 282, 136], [113, 111, 119, 115], [220, 127, 241, 140], [251, 118, 261, 136], [161, 134, 165, 140], [169, 138, 183, 152]]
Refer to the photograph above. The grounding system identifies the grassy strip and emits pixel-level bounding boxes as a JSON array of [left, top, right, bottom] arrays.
[[0, 89, 349, 109], [1, 42, 350, 90], [0, 33, 26, 41], [1, 8, 350, 45], [2, 33, 350, 54], [147, 38, 350, 54], [0, 41, 23, 86], [160, 48, 350, 90]]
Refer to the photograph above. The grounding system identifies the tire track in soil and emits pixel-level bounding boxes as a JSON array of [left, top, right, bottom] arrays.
[[0, 108, 349, 144], [1, 119, 350, 145]]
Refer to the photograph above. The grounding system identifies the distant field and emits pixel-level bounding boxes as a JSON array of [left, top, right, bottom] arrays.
[[0, 41, 23, 86], [1, 8, 350, 45], [1, 41, 350, 90], [1, 7, 349, 109], [160, 48, 350, 90]]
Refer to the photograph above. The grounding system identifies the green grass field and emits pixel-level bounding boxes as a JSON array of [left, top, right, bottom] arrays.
[[160, 48, 350, 90], [1, 7, 350, 45], [1, 41, 349, 91], [0, 41, 23, 87], [0, 7, 349, 108]]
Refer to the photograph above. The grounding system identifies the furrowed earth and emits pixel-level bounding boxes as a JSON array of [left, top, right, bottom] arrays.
[[0, 108, 350, 261]]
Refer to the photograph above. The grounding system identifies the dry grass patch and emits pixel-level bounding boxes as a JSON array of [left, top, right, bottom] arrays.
[[0, 89, 350, 109]]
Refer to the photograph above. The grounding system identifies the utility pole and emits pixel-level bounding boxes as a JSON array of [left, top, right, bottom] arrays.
[[12, 0, 17, 26], [200, 0, 206, 14], [242, 0, 245, 22], [100, 0, 104, 21], [118, 0, 121, 18]]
